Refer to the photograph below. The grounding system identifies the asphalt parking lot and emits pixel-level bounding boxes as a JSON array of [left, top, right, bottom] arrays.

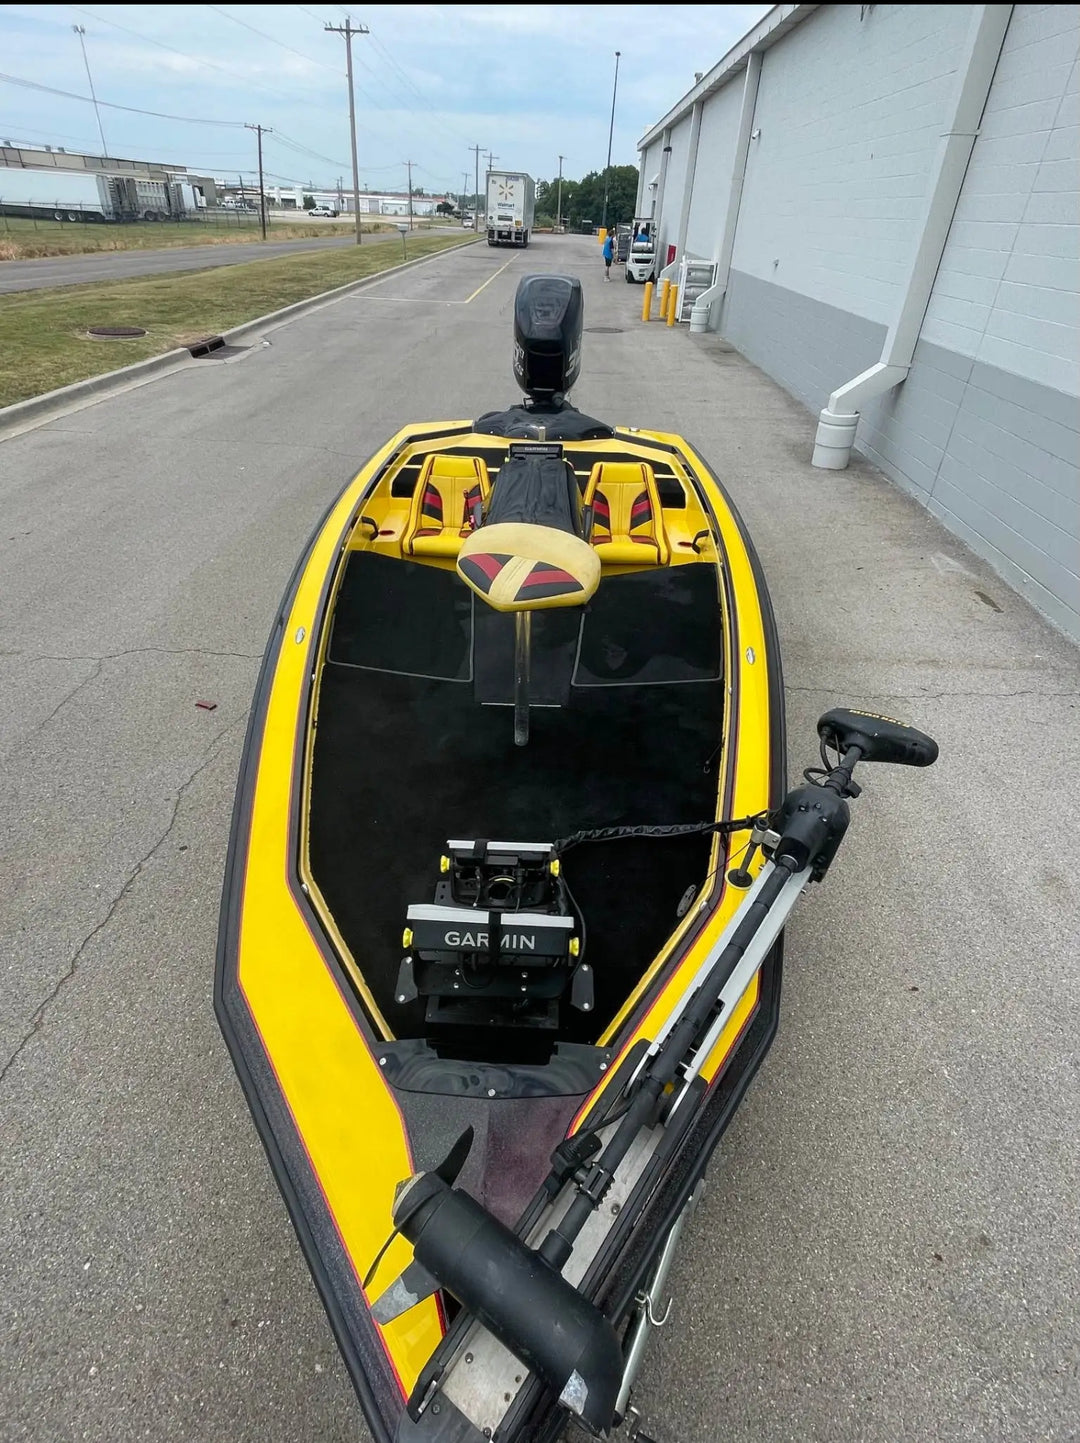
[[1, 235, 1077, 1443]]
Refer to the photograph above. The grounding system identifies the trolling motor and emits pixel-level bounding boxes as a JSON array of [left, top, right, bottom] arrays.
[[375, 710, 938, 1442]]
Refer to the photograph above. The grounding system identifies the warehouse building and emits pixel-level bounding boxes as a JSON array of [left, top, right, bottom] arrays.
[[638, 3, 1078, 639]]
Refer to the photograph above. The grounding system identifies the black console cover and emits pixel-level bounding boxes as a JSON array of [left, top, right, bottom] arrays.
[[485, 451, 583, 535]]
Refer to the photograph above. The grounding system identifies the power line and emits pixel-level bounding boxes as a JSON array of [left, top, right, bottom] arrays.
[[0, 71, 247, 126], [68, 7, 320, 110], [271, 129, 350, 170], [207, 5, 343, 76]]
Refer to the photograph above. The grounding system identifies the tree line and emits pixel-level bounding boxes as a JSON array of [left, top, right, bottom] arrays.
[[534, 166, 640, 229]]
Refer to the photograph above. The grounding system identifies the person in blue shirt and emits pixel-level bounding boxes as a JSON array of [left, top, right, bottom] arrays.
[[602, 232, 614, 280]]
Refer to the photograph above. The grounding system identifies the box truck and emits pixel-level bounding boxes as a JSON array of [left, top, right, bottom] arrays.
[[485, 171, 535, 248]]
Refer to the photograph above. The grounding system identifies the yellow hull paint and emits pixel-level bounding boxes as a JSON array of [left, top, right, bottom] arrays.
[[223, 421, 782, 1399]]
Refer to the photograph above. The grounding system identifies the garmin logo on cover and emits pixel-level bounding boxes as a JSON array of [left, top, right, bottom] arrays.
[[445, 930, 536, 950]]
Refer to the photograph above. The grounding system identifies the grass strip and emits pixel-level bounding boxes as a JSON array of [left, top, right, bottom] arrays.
[[0, 215, 414, 260], [0, 232, 475, 407]]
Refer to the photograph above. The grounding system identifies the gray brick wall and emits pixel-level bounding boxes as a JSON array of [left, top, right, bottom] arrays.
[[721, 270, 885, 416], [861, 350, 1080, 639]]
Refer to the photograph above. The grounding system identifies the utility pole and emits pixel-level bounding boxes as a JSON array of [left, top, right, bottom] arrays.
[[337, 175, 344, 210], [72, 25, 107, 157], [470, 143, 482, 229], [601, 50, 621, 233], [404, 160, 415, 231], [462, 170, 469, 215], [325, 17, 369, 245], [245, 123, 271, 240], [556, 153, 565, 232]]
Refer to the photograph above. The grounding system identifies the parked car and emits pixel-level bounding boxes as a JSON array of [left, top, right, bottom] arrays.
[[309, 204, 339, 218]]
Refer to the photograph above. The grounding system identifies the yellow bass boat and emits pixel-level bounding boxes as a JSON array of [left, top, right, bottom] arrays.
[[216, 276, 937, 1443]]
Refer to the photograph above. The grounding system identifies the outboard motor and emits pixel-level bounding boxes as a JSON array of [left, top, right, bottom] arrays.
[[474, 274, 612, 442], [513, 274, 583, 401]]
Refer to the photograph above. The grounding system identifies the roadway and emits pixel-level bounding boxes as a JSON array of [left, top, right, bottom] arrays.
[[1, 237, 1077, 1443], [0, 225, 464, 294]]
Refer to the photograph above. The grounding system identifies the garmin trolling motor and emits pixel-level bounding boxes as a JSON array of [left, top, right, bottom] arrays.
[[373, 709, 938, 1442]]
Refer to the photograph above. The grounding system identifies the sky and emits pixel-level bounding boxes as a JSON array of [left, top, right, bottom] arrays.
[[0, 3, 771, 196]]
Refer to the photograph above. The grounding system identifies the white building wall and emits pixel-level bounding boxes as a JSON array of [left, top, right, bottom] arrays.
[[684, 78, 743, 260], [656, 112, 693, 269], [639, 2, 1079, 639], [729, 2, 973, 322], [638, 137, 663, 216], [920, 2, 1080, 390]]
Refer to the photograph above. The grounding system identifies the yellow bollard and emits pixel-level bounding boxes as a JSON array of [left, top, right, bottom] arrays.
[[641, 279, 654, 322], [667, 283, 679, 326], [659, 278, 671, 319]]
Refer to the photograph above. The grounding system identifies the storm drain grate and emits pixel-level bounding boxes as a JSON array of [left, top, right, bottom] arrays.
[[87, 326, 147, 339], [188, 335, 226, 358], [585, 326, 623, 334]]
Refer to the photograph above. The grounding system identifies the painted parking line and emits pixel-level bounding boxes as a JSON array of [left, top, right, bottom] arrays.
[[461, 257, 516, 305], [351, 255, 519, 307]]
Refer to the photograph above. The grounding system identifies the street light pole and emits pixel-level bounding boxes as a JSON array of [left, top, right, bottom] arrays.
[[404, 160, 414, 230], [72, 25, 107, 157], [600, 50, 621, 233], [556, 153, 565, 232], [325, 17, 369, 245]]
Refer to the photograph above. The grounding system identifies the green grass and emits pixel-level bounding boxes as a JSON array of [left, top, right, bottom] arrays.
[[0, 232, 476, 407], [0, 214, 407, 260]]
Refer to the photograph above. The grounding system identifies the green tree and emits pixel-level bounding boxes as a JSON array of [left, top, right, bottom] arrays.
[[302, 194, 315, 210], [436, 200, 455, 215], [563, 166, 638, 229]]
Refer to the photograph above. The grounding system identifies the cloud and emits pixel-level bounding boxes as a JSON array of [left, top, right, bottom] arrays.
[[0, 2, 771, 186]]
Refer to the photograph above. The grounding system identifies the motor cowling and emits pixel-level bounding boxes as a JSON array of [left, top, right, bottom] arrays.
[[513, 275, 583, 400]]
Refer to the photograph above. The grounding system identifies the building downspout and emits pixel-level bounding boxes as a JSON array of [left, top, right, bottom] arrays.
[[689, 51, 762, 328], [652, 127, 672, 244], [674, 100, 704, 262], [811, 3, 1013, 468]]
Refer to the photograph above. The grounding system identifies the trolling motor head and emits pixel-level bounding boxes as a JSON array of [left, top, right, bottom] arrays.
[[817, 707, 939, 768], [769, 709, 939, 880], [513, 274, 583, 403]]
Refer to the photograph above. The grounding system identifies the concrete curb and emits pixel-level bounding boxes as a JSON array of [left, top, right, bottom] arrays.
[[0, 237, 480, 440]]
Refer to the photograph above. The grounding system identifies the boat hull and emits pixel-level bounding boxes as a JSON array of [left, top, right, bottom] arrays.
[[216, 422, 785, 1441]]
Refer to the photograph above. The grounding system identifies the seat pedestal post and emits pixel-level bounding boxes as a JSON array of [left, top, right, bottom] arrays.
[[514, 611, 532, 747]]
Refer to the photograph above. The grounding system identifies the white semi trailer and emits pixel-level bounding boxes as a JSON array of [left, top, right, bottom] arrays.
[[0, 169, 202, 221], [485, 171, 535, 248]]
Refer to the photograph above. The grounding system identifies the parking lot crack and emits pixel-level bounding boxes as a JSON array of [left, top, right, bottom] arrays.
[[0, 713, 247, 1088], [786, 685, 1078, 702]]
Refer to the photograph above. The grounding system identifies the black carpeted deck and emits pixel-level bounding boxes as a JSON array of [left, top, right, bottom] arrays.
[[310, 553, 724, 1045]]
